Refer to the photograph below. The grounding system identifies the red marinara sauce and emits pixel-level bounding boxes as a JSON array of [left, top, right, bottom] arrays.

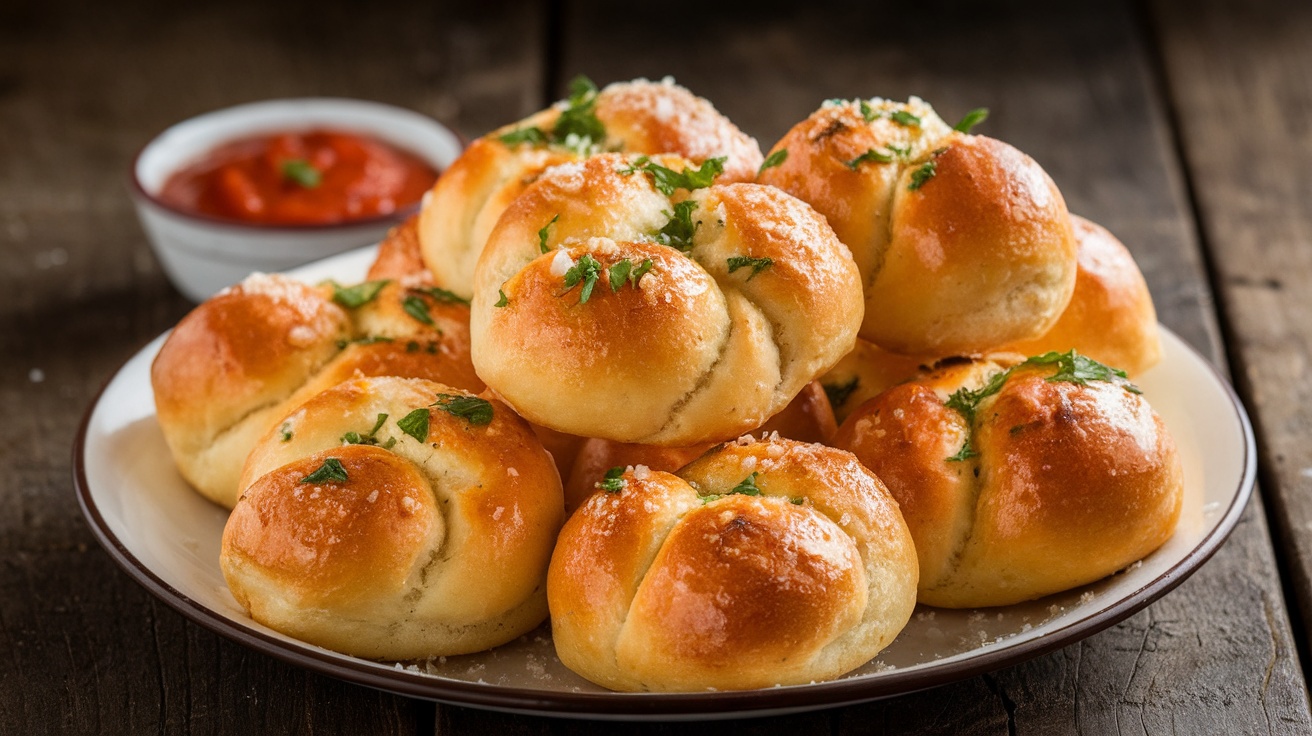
[[158, 129, 439, 226]]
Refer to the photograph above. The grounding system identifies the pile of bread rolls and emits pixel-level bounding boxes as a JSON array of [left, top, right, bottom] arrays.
[[151, 77, 1181, 693]]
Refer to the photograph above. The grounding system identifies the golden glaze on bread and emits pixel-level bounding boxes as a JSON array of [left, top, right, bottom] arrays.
[[832, 357, 1182, 607], [562, 381, 837, 513], [548, 437, 917, 691], [470, 153, 863, 445], [1003, 215, 1161, 376], [152, 273, 482, 509], [530, 423, 587, 482], [366, 215, 428, 281], [419, 78, 763, 296], [759, 98, 1077, 357], [223, 376, 564, 659]]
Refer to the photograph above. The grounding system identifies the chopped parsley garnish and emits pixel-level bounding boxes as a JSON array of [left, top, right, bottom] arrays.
[[946, 443, 980, 463], [396, 408, 430, 443], [336, 335, 394, 350], [331, 279, 389, 308], [412, 286, 470, 306], [498, 126, 549, 147], [342, 413, 391, 447], [607, 257, 657, 292], [908, 160, 938, 191], [281, 159, 322, 188], [1025, 350, 1140, 391], [944, 369, 1012, 425], [562, 253, 603, 304], [608, 259, 631, 291], [402, 295, 434, 325], [596, 466, 626, 493], [432, 393, 494, 426], [620, 156, 726, 196], [889, 110, 921, 127], [944, 350, 1141, 461], [859, 100, 878, 122], [496, 76, 606, 154], [301, 458, 348, 484], [538, 214, 559, 254], [552, 75, 606, 154], [953, 107, 989, 133], [726, 255, 774, 280], [730, 472, 763, 496], [654, 200, 700, 252], [279, 422, 293, 443], [494, 288, 509, 308], [758, 148, 788, 175], [886, 144, 911, 159], [404, 339, 438, 353], [845, 148, 894, 169], [823, 377, 860, 408], [697, 471, 766, 504]]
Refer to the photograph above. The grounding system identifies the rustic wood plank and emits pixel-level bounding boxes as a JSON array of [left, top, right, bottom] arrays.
[[538, 0, 1312, 733], [0, 0, 542, 733], [1149, 0, 1312, 680]]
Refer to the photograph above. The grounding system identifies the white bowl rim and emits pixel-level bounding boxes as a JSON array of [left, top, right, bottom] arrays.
[[129, 97, 465, 233]]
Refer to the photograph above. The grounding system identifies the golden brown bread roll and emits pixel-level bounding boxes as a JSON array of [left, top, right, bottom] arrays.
[[223, 376, 564, 659], [832, 351, 1182, 608], [1002, 215, 1161, 376], [419, 77, 763, 296], [562, 381, 837, 513], [152, 272, 482, 509], [548, 436, 917, 691], [470, 153, 863, 445], [758, 97, 1077, 357]]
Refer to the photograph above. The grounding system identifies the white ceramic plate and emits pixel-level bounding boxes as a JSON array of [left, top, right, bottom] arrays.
[[74, 246, 1256, 720]]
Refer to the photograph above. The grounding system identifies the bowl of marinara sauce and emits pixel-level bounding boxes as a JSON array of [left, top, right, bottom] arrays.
[[131, 98, 463, 301]]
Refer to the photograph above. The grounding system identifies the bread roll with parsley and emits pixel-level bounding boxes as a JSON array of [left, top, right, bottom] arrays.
[[548, 436, 917, 691], [562, 381, 837, 512], [418, 77, 763, 297], [470, 153, 863, 446], [758, 98, 1077, 357], [1002, 215, 1161, 376], [832, 351, 1182, 608], [152, 273, 481, 509], [223, 376, 564, 659]]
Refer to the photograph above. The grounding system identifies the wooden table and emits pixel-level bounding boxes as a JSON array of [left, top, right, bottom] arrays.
[[4, 0, 1311, 732]]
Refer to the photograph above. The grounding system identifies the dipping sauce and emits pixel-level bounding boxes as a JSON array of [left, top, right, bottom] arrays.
[[158, 129, 439, 226]]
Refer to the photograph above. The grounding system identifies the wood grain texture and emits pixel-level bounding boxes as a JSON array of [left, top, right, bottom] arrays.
[[0, 0, 541, 733], [2, 0, 1310, 733], [1149, 0, 1312, 678]]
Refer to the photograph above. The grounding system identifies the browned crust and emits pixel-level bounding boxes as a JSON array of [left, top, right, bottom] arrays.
[[833, 358, 1183, 607]]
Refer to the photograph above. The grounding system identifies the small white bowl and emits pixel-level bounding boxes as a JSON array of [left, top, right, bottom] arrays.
[[131, 98, 463, 301]]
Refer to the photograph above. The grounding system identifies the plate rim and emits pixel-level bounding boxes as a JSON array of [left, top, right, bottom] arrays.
[[71, 274, 1257, 721]]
